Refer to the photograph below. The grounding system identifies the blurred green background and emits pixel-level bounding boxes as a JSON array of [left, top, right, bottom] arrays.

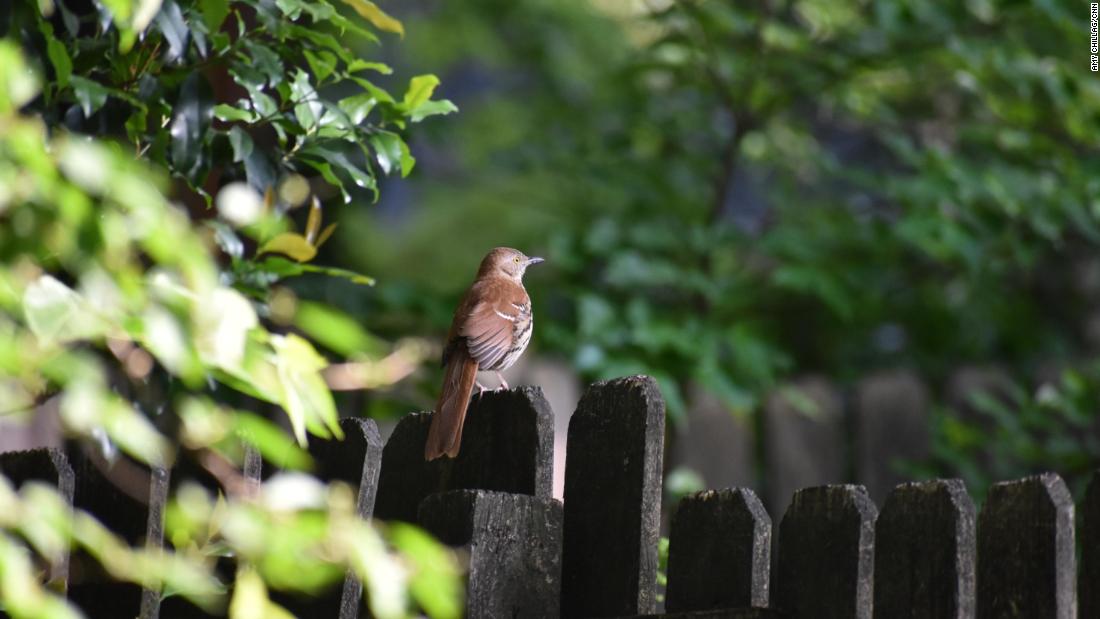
[[310, 0, 1100, 499], [2, 0, 1100, 614]]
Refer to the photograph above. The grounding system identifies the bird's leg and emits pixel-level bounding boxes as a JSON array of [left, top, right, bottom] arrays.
[[476, 381, 489, 397], [495, 372, 509, 391]]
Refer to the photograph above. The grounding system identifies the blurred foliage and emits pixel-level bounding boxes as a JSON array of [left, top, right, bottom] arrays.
[[345, 0, 1100, 487], [1, 0, 460, 615]]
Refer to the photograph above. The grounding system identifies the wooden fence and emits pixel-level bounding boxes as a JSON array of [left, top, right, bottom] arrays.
[[1, 375, 1098, 618]]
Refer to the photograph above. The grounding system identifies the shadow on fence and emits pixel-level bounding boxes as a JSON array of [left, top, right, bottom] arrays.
[[1, 374, 1097, 618]]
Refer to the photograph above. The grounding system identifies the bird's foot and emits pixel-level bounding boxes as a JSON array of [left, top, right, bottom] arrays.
[[476, 381, 489, 397], [495, 372, 509, 391]]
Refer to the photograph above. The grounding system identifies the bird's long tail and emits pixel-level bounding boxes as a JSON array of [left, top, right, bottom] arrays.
[[424, 346, 478, 460]]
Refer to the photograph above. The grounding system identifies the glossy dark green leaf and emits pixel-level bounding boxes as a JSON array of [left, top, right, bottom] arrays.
[[290, 70, 322, 130], [169, 72, 213, 181], [155, 0, 190, 63], [69, 76, 109, 117], [228, 126, 253, 163], [367, 132, 401, 175], [213, 103, 256, 123], [244, 148, 277, 193]]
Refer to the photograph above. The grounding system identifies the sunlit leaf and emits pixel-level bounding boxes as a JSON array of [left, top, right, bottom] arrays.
[[258, 233, 318, 262], [23, 276, 105, 345], [305, 197, 323, 243], [271, 333, 341, 444], [234, 412, 314, 471], [389, 523, 463, 619], [402, 74, 441, 110], [229, 568, 297, 619], [314, 223, 337, 249], [347, 59, 392, 74], [340, 0, 404, 36], [294, 301, 384, 356]]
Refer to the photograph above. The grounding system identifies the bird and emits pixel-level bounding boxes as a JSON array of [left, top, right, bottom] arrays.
[[424, 247, 544, 460]]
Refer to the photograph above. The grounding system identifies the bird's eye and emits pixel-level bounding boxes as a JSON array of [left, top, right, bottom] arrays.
[[514, 256, 521, 263]]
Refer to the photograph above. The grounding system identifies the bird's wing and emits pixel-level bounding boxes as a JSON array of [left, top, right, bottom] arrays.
[[457, 280, 527, 370]]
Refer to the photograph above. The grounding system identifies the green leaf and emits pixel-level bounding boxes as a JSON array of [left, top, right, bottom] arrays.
[[234, 413, 314, 471], [407, 99, 458, 123], [271, 333, 342, 443], [199, 0, 229, 32], [347, 59, 392, 74], [300, 158, 351, 203], [389, 523, 463, 619], [258, 233, 318, 262], [291, 69, 322, 129], [154, 0, 187, 62], [124, 108, 148, 144], [294, 301, 384, 356], [229, 568, 297, 619], [402, 74, 441, 110], [368, 132, 402, 175], [214, 103, 257, 123], [0, 41, 41, 111], [338, 93, 378, 125], [69, 76, 110, 117], [23, 276, 105, 344], [399, 74, 457, 122], [339, 0, 404, 36], [258, 257, 375, 285], [228, 126, 253, 163], [397, 137, 415, 177], [304, 50, 337, 83], [38, 20, 72, 89], [349, 76, 396, 104], [170, 72, 214, 181]]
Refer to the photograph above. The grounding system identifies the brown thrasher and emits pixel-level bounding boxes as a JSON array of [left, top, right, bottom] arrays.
[[424, 247, 544, 460]]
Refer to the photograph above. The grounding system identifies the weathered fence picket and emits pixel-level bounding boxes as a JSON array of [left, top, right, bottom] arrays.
[[0, 447, 74, 593], [373, 386, 554, 522], [65, 445, 168, 619], [418, 490, 563, 618], [665, 488, 770, 612], [275, 418, 384, 619], [1081, 473, 1100, 619], [873, 479, 976, 618], [773, 485, 877, 619], [4, 376, 1100, 619], [561, 376, 666, 618], [976, 473, 1076, 619]]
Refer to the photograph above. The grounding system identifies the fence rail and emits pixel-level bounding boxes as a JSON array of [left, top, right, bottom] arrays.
[[1, 375, 1097, 618]]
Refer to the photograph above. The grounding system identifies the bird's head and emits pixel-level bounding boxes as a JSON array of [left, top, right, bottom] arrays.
[[478, 247, 544, 281]]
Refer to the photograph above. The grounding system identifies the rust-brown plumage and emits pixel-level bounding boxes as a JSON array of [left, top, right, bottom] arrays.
[[424, 248, 543, 460]]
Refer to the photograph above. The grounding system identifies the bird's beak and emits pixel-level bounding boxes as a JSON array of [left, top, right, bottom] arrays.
[[526, 256, 545, 266]]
